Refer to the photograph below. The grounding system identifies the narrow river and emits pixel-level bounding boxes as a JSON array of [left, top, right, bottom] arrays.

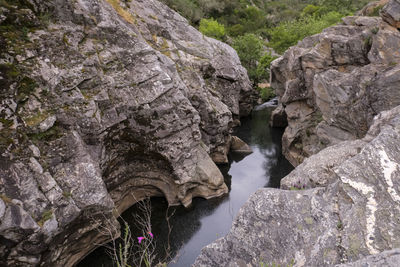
[[78, 105, 293, 267]]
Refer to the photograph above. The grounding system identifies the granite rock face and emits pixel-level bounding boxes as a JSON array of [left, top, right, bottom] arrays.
[[270, 9, 400, 166], [381, 0, 400, 28], [195, 3, 400, 265], [194, 105, 400, 267], [337, 249, 400, 267], [0, 0, 254, 266]]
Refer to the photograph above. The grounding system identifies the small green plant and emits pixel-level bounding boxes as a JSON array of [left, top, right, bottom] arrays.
[[363, 35, 372, 47], [28, 125, 63, 143], [370, 5, 383, 17], [0, 118, 13, 128], [100, 199, 176, 267], [371, 27, 379, 35], [0, 194, 12, 203], [62, 191, 72, 198], [17, 76, 38, 102], [38, 210, 53, 227], [337, 221, 343, 230], [257, 86, 276, 102]]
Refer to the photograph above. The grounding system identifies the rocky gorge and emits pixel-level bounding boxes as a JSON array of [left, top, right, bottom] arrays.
[[0, 0, 256, 266], [195, 0, 400, 266], [2, 0, 400, 266]]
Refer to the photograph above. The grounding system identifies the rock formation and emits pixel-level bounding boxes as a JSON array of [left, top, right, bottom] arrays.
[[337, 249, 400, 267], [194, 97, 400, 267], [0, 0, 254, 265], [195, 1, 400, 266], [270, 0, 400, 166]]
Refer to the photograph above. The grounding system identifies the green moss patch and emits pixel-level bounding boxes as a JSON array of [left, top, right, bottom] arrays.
[[17, 76, 38, 102], [37, 209, 53, 227], [28, 124, 63, 142]]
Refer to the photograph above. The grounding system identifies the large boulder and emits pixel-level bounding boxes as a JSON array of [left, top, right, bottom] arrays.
[[381, 0, 400, 28], [270, 11, 400, 166], [194, 105, 400, 267], [0, 0, 254, 266]]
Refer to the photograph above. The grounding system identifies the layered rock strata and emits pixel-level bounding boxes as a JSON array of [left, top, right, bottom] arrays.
[[0, 0, 254, 265], [270, 1, 400, 166], [195, 2, 400, 266], [194, 104, 400, 267]]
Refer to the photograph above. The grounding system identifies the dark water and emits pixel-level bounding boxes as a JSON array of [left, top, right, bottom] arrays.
[[78, 107, 293, 267]]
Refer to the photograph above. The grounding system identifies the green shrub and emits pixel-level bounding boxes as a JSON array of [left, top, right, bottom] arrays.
[[370, 5, 384, 17], [257, 86, 275, 101], [162, 0, 203, 23], [268, 11, 343, 54], [256, 53, 278, 82], [232, 33, 264, 82], [228, 23, 245, 37], [239, 6, 268, 33], [199, 18, 226, 41]]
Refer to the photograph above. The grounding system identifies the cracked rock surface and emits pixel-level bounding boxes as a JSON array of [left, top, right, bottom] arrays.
[[195, 2, 400, 266], [194, 103, 400, 267], [0, 0, 254, 266], [270, 5, 400, 166]]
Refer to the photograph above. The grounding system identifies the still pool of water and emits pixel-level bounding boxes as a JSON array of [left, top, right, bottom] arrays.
[[78, 106, 293, 267]]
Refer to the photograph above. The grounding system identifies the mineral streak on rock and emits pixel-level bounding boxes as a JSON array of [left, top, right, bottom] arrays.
[[194, 103, 400, 267]]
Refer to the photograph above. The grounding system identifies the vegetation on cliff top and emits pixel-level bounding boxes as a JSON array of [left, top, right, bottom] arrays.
[[160, 0, 373, 96]]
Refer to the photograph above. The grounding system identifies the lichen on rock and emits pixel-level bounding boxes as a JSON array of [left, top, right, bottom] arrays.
[[270, 3, 400, 166], [0, 0, 255, 266], [195, 1, 400, 266]]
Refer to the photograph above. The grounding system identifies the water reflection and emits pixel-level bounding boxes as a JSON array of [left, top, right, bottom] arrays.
[[78, 107, 293, 267]]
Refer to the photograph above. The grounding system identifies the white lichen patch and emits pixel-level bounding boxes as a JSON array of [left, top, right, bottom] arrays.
[[379, 148, 400, 203], [294, 250, 306, 267], [340, 176, 379, 254]]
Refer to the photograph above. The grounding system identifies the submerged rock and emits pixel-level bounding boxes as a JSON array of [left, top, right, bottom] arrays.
[[230, 136, 252, 155], [0, 0, 254, 266]]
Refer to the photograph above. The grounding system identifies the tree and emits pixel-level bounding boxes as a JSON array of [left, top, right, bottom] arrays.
[[232, 33, 264, 82], [256, 52, 278, 82], [199, 18, 226, 41]]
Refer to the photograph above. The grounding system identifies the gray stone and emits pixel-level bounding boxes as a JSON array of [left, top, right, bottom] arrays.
[[356, 0, 389, 16], [270, 5, 400, 166], [381, 0, 400, 28], [281, 140, 365, 189], [28, 157, 43, 174], [230, 136, 252, 154], [29, 144, 40, 158], [0, 0, 255, 265], [270, 103, 288, 127], [38, 115, 56, 133], [337, 249, 400, 267], [0, 199, 5, 219], [195, 105, 400, 267]]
